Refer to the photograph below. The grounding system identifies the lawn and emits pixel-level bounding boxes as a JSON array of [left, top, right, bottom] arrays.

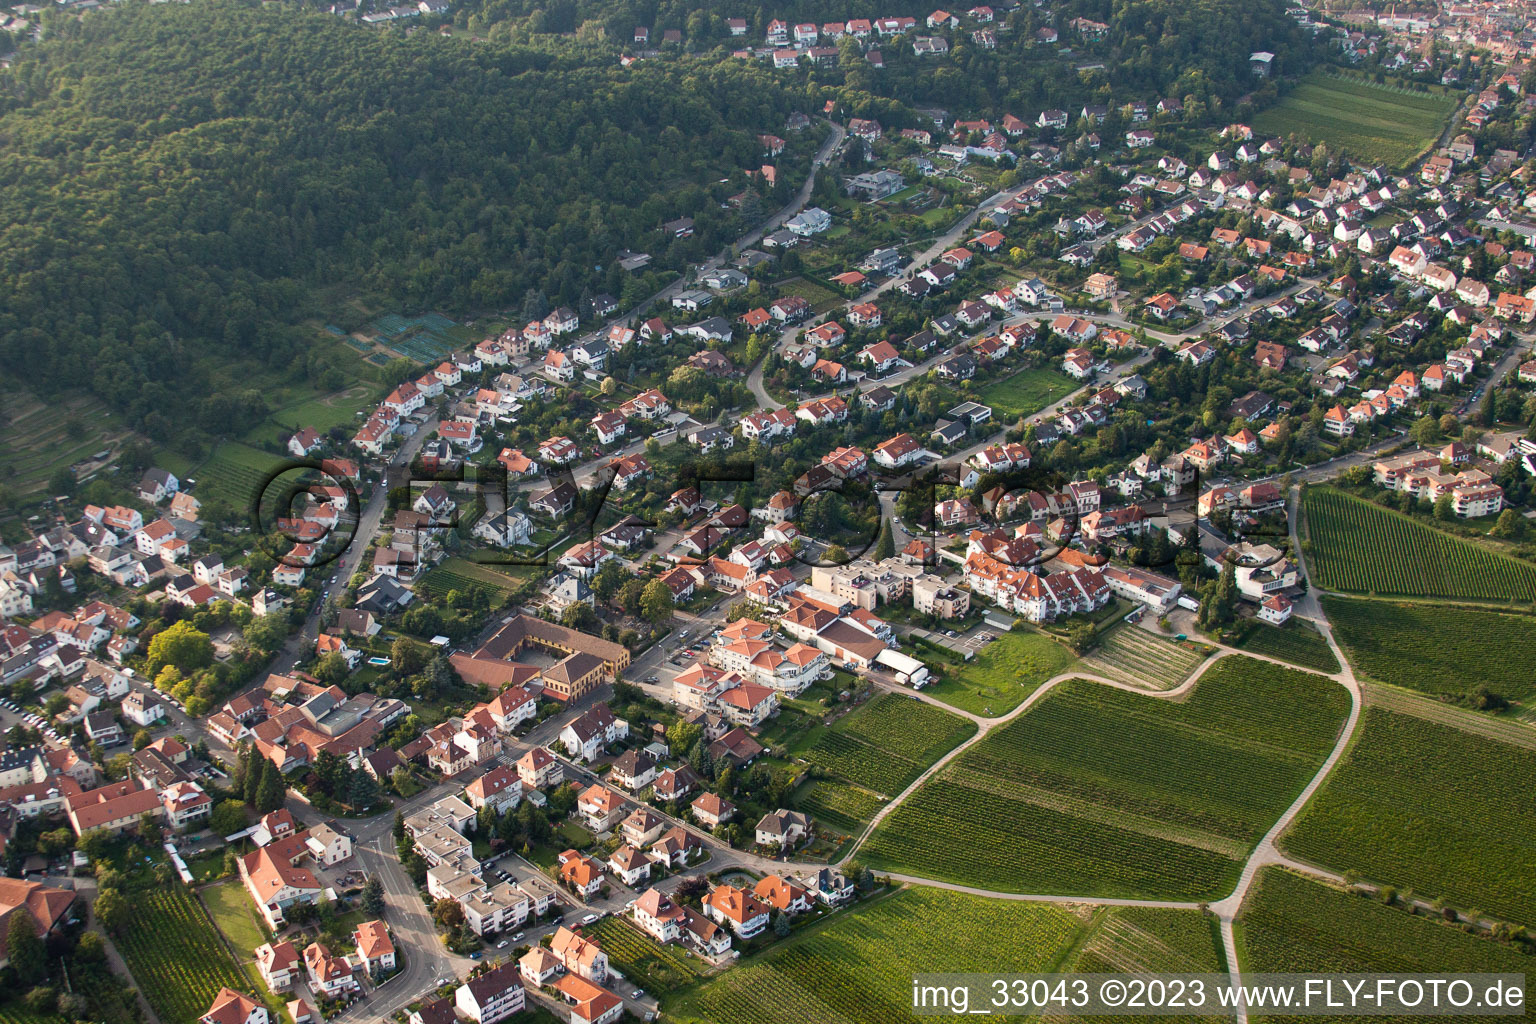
[[1279, 707, 1536, 925], [243, 383, 377, 446], [924, 628, 1079, 715], [861, 658, 1349, 900], [1301, 486, 1536, 603], [974, 366, 1079, 420], [1238, 868, 1533, 1021], [663, 887, 1083, 1024], [1231, 617, 1340, 674], [201, 879, 270, 952], [114, 882, 251, 1024], [1079, 625, 1210, 690], [581, 916, 707, 993], [1251, 72, 1458, 168], [798, 693, 976, 798], [1321, 596, 1536, 703]]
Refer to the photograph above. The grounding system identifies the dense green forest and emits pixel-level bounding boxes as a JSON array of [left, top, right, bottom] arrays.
[[0, 0, 1313, 438], [0, 2, 800, 436], [465, 0, 1314, 115]]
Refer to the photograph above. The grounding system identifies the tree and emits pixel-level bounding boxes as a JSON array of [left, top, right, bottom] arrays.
[[93, 887, 127, 933], [345, 768, 380, 810], [133, 728, 155, 750], [75, 931, 106, 964], [7, 908, 45, 984], [1434, 492, 1456, 521], [362, 877, 385, 916], [1199, 560, 1238, 631], [394, 811, 407, 840], [145, 620, 213, 675], [255, 757, 287, 812], [1066, 621, 1098, 654], [560, 601, 598, 631], [592, 559, 628, 605], [667, 719, 702, 755], [392, 636, 427, 674], [210, 799, 249, 836], [638, 579, 675, 624], [773, 912, 791, 937], [312, 652, 350, 684], [1490, 507, 1524, 539], [1409, 415, 1443, 447], [874, 518, 895, 560], [433, 898, 466, 932], [243, 750, 266, 804]]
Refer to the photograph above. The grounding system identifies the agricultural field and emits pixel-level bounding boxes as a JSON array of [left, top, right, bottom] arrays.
[[1280, 707, 1536, 924], [191, 441, 287, 511], [1239, 868, 1534, 1022], [1232, 618, 1340, 674], [1079, 625, 1210, 690], [774, 276, 844, 314], [0, 388, 138, 497], [861, 658, 1349, 899], [975, 366, 1079, 420], [1301, 487, 1536, 602], [582, 916, 706, 994], [1069, 908, 1228, 1024], [791, 780, 884, 834], [924, 628, 1079, 715], [1321, 597, 1536, 703], [800, 693, 976, 797], [1072, 907, 1224, 973], [114, 883, 251, 1024], [664, 887, 1082, 1024], [1250, 73, 1457, 168], [415, 556, 527, 600], [0, 1008, 62, 1024]]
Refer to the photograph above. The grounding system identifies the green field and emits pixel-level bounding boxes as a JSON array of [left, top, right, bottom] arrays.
[[862, 658, 1349, 899], [201, 879, 270, 953], [925, 629, 1079, 715], [582, 916, 707, 993], [791, 780, 884, 834], [975, 366, 1078, 420], [1302, 487, 1536, 602], [1080, 626, 1210, 690], [1322, 597, 1536, 703], [800, 693, 976, 798], [243, 383, 377, 446], [1070, 907, 1228, 1024], [0, 387, 139, 497], [115, 883, 251, 1024], [775, 276, 844, 314], [1232, 618, 1340, 674], [1251, 73, 1457, 168], [1239, 868, 1533, 1022], [416, 556, 529, 599], [1073, 906, 1225, 974], [1280, 707, 1536, 924], [664, 887, 1081, 1024], [192, 441, 288, 511]]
